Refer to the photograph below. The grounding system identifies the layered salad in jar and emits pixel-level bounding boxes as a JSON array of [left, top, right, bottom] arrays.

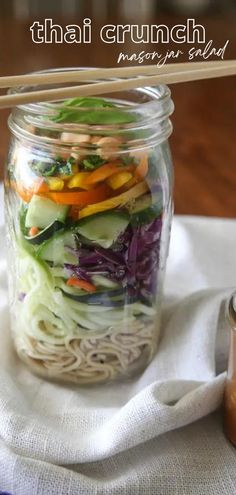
[[5, 96, 172, 384]]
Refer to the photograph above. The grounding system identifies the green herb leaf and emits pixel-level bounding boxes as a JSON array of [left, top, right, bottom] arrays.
[[65, 97, 115, 108], [31, 160, 57, 177], [30, 156, 76, 178], [57, 156, 76, 176], [81, 155, 106, 170], [52, 97, 137, 125]]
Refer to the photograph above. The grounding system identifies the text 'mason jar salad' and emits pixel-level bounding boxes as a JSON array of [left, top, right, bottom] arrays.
[[4, 69, 174, 385]]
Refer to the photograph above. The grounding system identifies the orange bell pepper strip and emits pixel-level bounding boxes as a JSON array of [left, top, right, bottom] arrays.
[[134, 154, 149, 179], [83, 159, 135, 185], [11, 179, 49, 202], [13, 183, 33, 203], [32, 178, 49, 194], [44, 183, 110, 205], [84, 163, 121, 185], [66, 277, 96, 292]]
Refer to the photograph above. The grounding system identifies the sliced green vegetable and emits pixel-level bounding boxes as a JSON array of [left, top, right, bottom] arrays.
[[62, 288, 138, 307], [25, 221, 65, 245], [75, 211, 130, 248], [37, 230, 77, 265], [91, 275, 119, 289], [25, 195, 69, 229]]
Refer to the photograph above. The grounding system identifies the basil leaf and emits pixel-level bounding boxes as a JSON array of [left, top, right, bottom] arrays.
[[52, 97, 137, 125], [65, 97, 115, 108]]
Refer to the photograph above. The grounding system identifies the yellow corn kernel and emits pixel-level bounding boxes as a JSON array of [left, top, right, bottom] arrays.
[[107, 171, 133, 190], [47, 177, 64, 191], [68, 172, 91, 190]]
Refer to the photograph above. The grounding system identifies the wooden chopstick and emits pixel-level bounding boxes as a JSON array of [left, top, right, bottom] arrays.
[[0, 60, 233, 89], [0, 61, 235, 109]]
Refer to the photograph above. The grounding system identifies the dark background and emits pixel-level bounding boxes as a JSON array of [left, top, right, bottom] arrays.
[[0, 0, 235, 217]]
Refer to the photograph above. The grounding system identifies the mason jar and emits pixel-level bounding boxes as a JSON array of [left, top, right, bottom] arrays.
[[4, 69, 174, 385]]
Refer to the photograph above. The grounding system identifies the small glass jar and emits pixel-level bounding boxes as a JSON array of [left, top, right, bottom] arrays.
[[4, 69, 174, 385], [224, 293, 236, 444]]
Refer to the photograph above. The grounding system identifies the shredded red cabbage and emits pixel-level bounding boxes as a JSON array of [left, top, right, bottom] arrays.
[[63, 215, 162, 302]]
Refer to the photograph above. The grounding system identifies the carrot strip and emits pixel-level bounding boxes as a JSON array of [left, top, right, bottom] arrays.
[[29, 226, 39, 237], [134, 154, 149, 179], [66, 277, 96, 292], [68, 206, 81, 221], [44, 183, 110, 205]]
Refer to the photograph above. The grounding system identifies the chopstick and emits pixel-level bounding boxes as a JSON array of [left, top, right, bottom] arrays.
[[0, 60, 234, 89], [0, 60, 235, 109]]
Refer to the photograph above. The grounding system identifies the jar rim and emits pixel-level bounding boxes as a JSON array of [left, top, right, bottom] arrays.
[[8, 67, 173, 120], [8, 67, 174, 151]]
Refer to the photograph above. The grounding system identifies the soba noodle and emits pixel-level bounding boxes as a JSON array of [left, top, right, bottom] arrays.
[[10, 246, 159, 383]]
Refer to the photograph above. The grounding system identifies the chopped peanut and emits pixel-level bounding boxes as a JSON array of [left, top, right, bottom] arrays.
[[71, 146, 87, 163], [91, 136, 101, 145], [61, 132, 91, 144], [59, 150, 71, 161], [97, 136, 123, 161], [47, 177, 65, 191], [107, 171, 133, 190]]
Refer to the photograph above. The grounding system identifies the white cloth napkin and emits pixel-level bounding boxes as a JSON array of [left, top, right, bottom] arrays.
[[0, 182, 236, 494]]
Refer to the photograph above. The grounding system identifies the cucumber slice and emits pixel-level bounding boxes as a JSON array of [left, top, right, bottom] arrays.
[[129, 193, 162, 226], [63, 291, 138, 307], [37, 230, 77, 265], [25, 195, 69, 229], [75, 211, 130, 248], [91, 274, 119, 289], [61, 287, 138, 306], [25, 221, 64, 245]]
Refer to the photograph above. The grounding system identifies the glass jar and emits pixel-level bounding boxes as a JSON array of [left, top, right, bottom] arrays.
[[4, 69, 174, 385], [224, 293, 236, 445]]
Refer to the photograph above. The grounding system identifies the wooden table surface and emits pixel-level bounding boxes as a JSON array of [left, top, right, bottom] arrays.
[[0, 12, 235, 217]]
